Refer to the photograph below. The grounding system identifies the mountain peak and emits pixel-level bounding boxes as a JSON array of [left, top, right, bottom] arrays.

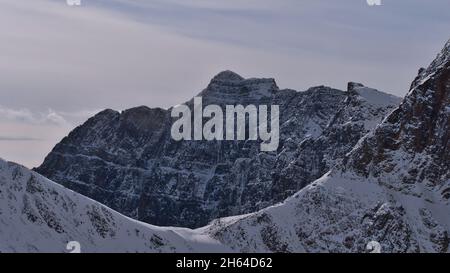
[[346, 38, 449, 184], [197, 71, 278, 104], [431, 38, 450, 69], [211, 70, 244, 83], [95, 108, 119, 117], [346, 82, 401, 107], [347, 82, 365, 92], [410, 38, 450, 91]]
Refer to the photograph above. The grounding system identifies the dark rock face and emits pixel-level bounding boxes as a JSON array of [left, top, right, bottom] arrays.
[[345, 41, 450, 188], [36, 72, 400, 228]]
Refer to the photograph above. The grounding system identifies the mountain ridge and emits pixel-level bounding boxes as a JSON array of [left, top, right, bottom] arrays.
[[35, 72, 401, 228], [0, 157, 229, 253]]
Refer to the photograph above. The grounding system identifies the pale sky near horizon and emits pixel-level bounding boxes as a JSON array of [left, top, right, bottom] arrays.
[[0, 0, 449, 168]]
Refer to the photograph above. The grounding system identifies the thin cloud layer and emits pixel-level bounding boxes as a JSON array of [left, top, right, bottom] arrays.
[[0, 105, 96, 167], [0, 106, 70, 127], [0, 136, 42, 141]]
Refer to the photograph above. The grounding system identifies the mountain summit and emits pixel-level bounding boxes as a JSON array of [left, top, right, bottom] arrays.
[[211, 70, 245, 82], [198, 70, 279, 104]]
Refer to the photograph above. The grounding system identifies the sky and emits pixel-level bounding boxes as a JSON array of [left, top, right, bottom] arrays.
[[0, 0, 449, 168]]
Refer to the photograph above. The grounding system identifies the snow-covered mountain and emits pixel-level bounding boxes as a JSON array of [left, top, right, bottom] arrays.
[[1, 39, 448, 254], [205, 39, 450, 253], [35, 72, 400, 228], [0, 157, 228, 253]]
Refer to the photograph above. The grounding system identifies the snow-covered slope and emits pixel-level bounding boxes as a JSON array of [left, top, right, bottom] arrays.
[[205, 39, 450, 253], [0, 158, 228, 253]]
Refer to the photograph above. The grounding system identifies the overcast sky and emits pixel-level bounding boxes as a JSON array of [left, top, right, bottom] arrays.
[[0, 0, 449, 168]]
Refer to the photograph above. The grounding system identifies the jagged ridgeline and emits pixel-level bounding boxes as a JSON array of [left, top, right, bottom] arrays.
[[36, 72, 400, 228]]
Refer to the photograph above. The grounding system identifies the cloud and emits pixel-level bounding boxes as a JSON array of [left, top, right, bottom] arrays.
[[0, 136, 42, 141], [0, 105, 80, 127], [89, 0, 450, 66], [1, 0, 449, 114], [0, 104, 97, 168]]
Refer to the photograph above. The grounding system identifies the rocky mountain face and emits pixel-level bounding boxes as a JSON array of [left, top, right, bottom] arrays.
[[205, 40, 450, 253], [0, 158, 228, 253], [35, 71, 400, 228]]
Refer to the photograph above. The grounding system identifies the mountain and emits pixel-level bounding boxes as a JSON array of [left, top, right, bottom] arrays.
[[204, 40, 450, 253], [35, 72, 400, 228], [0, 157, 228, 253], [2, 39, 448, 254]]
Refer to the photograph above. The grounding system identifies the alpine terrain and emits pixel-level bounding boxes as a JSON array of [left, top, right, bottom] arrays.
[[36, 71, 400, 228], [0, 38, 448, 253], [204, 39, 450, 253]]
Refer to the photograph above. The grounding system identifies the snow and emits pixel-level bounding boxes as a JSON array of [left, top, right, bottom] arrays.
[[355, 86, 401, 108], [0, 157, 230, 253], [208, 167, 450, 252]]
